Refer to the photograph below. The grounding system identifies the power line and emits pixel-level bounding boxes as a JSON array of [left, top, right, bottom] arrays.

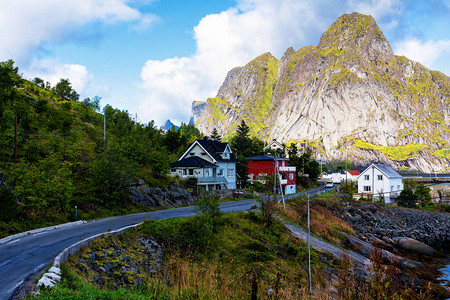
[[20, 124, 91, 137]]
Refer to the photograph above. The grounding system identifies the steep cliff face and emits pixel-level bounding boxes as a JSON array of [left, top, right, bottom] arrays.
[[195, 13, 450, 172]]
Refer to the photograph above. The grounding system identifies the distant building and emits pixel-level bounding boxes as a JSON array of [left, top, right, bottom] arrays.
[[246, 154, 296, 194], [263, 140, 289, 157], [170, 138, 236, 190], [346, 170, 361, 182], [356, 164, 403, 203]]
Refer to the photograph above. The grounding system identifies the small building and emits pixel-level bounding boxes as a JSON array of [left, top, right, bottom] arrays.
[[246, 154, 296, 194], [356, 164, 403, 203], [170, 138, 236, 190], [346, 170, 361, 182], [263, 140, 289, 157]]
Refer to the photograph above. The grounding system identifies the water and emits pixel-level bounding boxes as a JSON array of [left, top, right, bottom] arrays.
[[439, 264, 450, 292]]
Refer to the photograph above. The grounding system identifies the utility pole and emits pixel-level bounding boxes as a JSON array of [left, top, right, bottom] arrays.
[[345, 157, 348, 186], [307, 194, 312, 296], [372, 165, 375, 203], [273, 153, 277, 195], [103, 111, 106, 142], [14, 116, 17, 165], [14, 116, 17, 187]]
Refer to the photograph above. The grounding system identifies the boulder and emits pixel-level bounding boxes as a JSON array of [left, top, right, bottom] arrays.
[[392, 237, 435, 256], [167, 183, 196, 206]]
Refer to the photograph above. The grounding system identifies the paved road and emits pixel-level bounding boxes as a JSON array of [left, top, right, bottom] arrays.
[[0, 199, 258, 300], [0, 184, 330, 300]]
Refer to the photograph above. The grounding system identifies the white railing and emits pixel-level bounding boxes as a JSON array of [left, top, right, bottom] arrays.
[[279, 166, 296, 172]]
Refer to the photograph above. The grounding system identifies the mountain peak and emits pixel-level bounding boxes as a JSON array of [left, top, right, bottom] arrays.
[[318, 12, 393, 61]]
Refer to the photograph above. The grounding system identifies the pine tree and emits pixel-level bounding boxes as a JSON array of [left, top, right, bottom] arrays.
[[230, 120, 252, 157], [210, 127, 221, 141]]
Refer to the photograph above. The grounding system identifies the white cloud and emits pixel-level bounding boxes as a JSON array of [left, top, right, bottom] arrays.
[[23, 58, 94, 95], [138, 0, 348, 125], [394, 38, 450, 74], [0, 0, 151, 63]]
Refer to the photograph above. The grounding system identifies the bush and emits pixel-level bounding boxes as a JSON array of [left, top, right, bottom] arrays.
[[397, 189, 417, 207], [142, 195, 224, 253], [0, 186, 18, 221]]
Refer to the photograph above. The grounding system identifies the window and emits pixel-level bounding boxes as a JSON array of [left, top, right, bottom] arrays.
[[188, 169, 194, 176], [363, 186, 371, 192], [227, 169, 234, 177], [364, 175, 369, 180], [201, 152, 206, 155], [289, 173, 294, 180], [377, 175, 383, 180], [217, 169, 224, 176], [397, 185, 400, 190], [183, 169, 187, 175], [190, 152, 195, 156], [224, 152, 228, 158], [391, 186, 394, 191]]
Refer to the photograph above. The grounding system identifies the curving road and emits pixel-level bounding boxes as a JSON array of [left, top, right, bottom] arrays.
[[0, 185, 330, 300], [0, 199, 258, 300]]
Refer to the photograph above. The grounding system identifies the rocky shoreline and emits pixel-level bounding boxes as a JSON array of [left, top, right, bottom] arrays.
[[330, 203, 450, 254]]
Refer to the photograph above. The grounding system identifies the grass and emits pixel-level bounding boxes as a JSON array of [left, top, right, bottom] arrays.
[[32, 196, 444, 299]]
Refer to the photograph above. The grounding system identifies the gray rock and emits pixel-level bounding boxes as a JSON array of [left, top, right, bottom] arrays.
[[392, 237, 436, 256]]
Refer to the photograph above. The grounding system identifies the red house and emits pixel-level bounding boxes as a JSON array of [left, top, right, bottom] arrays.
[[246, 154, 296, 194]]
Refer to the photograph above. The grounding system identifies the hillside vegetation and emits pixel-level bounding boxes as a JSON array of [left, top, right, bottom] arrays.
[[0, 60, 202, 237]]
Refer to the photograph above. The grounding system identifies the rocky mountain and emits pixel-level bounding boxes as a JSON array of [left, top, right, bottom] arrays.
[[162, 119, 179, 131], [189, 101, 206, 125], [194, 12, 450, 172]]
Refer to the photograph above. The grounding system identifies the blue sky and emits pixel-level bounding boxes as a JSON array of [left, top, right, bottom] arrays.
[[1, 0, 449, 126]]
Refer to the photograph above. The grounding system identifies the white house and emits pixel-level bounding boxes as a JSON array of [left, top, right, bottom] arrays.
[[170, 138, 236, 190], [263, 140, 289, 157], [356, 164, 403, 203]]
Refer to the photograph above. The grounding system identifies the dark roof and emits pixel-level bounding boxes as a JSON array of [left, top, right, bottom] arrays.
[[170, 156, 218, 168], [195, 139, 236, 162], [246, 154, 289, 161], [374, 164, 402, 178]]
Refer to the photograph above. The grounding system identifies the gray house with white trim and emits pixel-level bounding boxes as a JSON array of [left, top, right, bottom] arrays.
[[170, 138, 236, 190]]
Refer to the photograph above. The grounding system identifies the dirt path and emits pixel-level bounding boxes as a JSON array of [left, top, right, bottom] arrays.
[[283, 222, 372, 269]]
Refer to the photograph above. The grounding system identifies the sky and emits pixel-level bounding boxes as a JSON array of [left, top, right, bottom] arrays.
[[1, 0, 449, 126]]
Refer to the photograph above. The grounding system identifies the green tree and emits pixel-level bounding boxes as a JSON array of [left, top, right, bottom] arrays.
[[210, 127, 221, 141], [397, 189, 418, 207], [305, 160, 320, 181], [230, 120, 252, 157], [9, 155, 74, 210], [91, 155, 137, 206], [415, 183, 431, 203], [53, 78, 79, 101], [32, 77, 45, 88]]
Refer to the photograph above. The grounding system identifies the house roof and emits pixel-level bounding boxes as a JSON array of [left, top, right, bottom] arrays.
[[179, 138, 236, 163], [246, 154, 289, 161], [348, 170, 361, 176], [170, 156, 218, 168], [196, 139, 236, 162], [362, 164, 402, 179], [263, 140, 287, 151]]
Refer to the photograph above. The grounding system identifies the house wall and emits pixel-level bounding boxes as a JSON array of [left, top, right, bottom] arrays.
[[247, 160, 296, 194], [358, 166, 404, 203], [217, 161, 236, 189], [185, 144, 215, 163]]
